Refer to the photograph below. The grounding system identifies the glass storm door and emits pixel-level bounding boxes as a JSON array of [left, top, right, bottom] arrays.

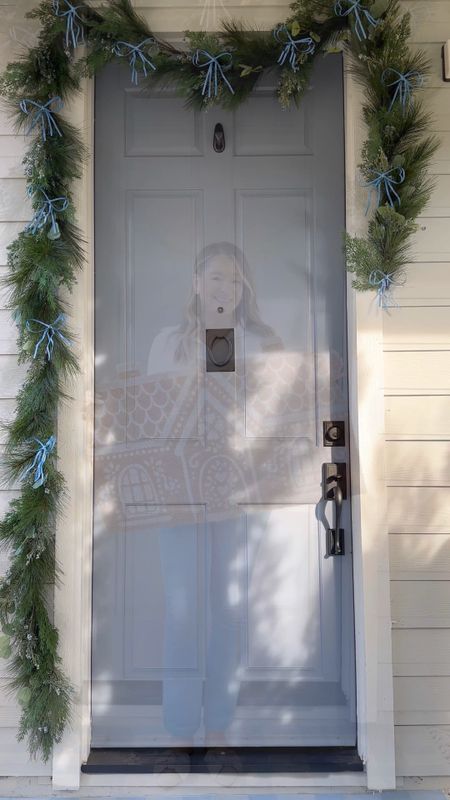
[[92, 56, 356, 748]]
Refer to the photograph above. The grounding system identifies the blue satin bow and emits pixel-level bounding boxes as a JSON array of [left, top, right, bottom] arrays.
[[26, 187, 69, 240], [365, 166, 405, 214], [113, 39, 157, 85], [26, 314, 71, 361], [192, 50, 235, 98], [273, 25, 316, 71], [19, 97, 63, 141], [334, 0, 378, 41], [53, 0, 84, 49], [382, 68, 424, 112], [21, 436, 56, 489], [369, 270, 398, 308]]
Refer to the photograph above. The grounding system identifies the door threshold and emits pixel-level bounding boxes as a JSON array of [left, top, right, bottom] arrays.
[[82, 747, 363, 774]]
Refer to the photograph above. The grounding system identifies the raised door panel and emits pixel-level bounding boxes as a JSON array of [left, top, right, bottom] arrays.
[[123, 504, 205, 677], [127, 190, 204, 441], [236, 188, 315, 441], [125, 89, 204, 157], [233, 92, 311, 156]]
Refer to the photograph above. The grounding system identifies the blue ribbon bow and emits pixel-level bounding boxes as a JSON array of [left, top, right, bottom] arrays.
[[53, 0, 84, 49], [26, 314, 71, 361], [365, 166, 405, 214], [192, 50, 235, 98], [369, 270, 398, 308], [382, 68, 424, 112], [334, 0, 378, 41], [273, 25, 316, 71], [113, 39, 157, 85], [21, 436, 56, 489], [26, 187, 69, 240], [19, 97, 63, 142]]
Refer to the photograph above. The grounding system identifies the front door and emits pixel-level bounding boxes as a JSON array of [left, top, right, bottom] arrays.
[[92, 55, 356, 749]]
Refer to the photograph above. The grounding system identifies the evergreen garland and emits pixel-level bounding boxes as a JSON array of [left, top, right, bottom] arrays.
[[0, 0, 437, 761]]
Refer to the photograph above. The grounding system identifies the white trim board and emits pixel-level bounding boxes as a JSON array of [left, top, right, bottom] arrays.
[[50, 53, 396, 791], [81, 775, 368, 789]]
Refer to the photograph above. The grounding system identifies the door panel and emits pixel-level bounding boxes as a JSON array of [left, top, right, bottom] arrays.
[[236, 188, 313, 439], [233, 91, 311, 156], [124, 505, 205, 676], [125, 91, 204, 157], [244, 505, 321, 672], [93, 56, 356, 748], [127, 189, 204, 441]]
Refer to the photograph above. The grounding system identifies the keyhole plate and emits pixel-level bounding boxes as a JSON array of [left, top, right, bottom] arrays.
[[323, 420, 345, 447], [206, 328, 235, 372]]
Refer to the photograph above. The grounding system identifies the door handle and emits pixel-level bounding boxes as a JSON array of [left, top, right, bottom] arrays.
[[213, 122, 226, 153], [322, 463, 346, 556]]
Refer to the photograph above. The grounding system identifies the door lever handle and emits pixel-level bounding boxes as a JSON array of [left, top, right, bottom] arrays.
[[322, 463, 346, 556], [327, 475, 343, 522]]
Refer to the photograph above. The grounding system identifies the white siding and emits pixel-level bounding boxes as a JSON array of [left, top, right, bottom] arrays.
[[387, 0, 450, 777]]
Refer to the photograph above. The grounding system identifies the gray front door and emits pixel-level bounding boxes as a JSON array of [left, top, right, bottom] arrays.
[[92, 56, 356, 748]]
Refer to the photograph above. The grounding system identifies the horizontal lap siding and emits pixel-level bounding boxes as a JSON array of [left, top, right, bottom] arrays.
[[387, 0, 450, 778]]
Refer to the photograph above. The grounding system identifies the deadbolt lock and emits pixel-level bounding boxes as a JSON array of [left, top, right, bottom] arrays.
[[323, 420, 345, 447]]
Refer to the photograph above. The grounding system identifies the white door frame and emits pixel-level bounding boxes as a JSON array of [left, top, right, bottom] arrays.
[[51, 56, 396, 791]]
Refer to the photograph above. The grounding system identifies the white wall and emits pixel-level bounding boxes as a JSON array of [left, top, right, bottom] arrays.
[[0, 0, 449, 781], [385, 0, 450, 778]]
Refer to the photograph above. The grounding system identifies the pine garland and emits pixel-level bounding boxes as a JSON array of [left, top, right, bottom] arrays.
[[0, 0, 437, 761]]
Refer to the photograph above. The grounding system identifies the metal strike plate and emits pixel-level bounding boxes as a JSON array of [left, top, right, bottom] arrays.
[[323, 420, 345, 447], [322, 462, 347, 501], [206, 328, 235, 372]]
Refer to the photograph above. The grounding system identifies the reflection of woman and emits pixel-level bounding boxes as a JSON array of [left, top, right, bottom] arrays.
[[150, 243, 282, 748], [147, 241, 282, 375]]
